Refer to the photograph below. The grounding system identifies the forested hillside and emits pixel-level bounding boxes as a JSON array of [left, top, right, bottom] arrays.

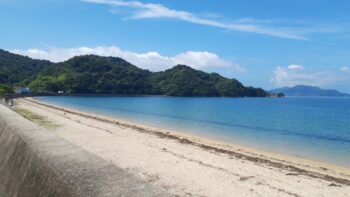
[[0, 49, 53, 93], [0, 50, 269, 97]]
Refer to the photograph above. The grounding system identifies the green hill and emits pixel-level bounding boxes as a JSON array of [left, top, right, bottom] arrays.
[[29, 55, 156, 94], [0, 49, 53, 93], [152, 65, 267, 97], [0, 50, 270, 97]]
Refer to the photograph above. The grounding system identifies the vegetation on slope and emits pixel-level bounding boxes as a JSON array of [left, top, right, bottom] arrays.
[[28, 55, 269, 97], [152, 65, 267, 97], [28, 55, 156, 94], [0, 49, 53, 90], [0, 84, 12, 94], [0, 50, 270, 97]]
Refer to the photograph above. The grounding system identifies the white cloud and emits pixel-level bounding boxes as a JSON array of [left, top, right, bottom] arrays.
[[270, 65, 347, 87], [10, 46, 243, 72], [286, 64, 304, 70], [340, 66, 349, 72], [82, 0, 306, 40]]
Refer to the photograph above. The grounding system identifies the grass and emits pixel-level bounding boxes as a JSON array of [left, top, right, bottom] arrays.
[[13, 107, 60, 129]]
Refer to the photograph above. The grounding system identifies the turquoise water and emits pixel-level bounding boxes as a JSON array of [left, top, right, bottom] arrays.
[[35, 96, 350, 167]]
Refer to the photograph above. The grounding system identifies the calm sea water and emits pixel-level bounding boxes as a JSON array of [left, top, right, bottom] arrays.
[[35, 96, 350, 167]]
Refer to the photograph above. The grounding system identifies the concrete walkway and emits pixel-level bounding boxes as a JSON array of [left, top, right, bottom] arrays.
[[0, 103, 171, 197]]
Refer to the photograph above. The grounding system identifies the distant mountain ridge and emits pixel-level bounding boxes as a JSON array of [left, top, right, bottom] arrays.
[[0, 49, 270, 97], [270, 85, 350, 97]]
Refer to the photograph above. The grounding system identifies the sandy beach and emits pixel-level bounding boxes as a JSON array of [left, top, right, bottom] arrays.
[[12, 98, 350, 197]]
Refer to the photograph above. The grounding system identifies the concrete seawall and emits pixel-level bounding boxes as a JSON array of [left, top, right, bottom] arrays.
[[0, 103, 170, 197]]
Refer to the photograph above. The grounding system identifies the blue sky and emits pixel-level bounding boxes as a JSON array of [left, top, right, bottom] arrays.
[[1, 0, 350, 92]]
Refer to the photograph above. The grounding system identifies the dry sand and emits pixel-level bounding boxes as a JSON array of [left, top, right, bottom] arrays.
[[13, 98, 350, 197]]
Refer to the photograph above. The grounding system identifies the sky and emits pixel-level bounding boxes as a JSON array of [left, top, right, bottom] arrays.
[[1, 0, 350, 93]]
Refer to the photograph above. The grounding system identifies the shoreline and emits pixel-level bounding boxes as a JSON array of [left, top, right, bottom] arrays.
[[13, 97, 350, 196], [26, 97, 350, 172]]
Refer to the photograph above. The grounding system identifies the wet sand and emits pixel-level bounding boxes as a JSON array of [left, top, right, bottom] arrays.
[[13, 98, 350, 197]]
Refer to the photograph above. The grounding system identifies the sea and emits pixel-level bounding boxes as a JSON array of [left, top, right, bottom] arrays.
[[34, 96, 350, 167]]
